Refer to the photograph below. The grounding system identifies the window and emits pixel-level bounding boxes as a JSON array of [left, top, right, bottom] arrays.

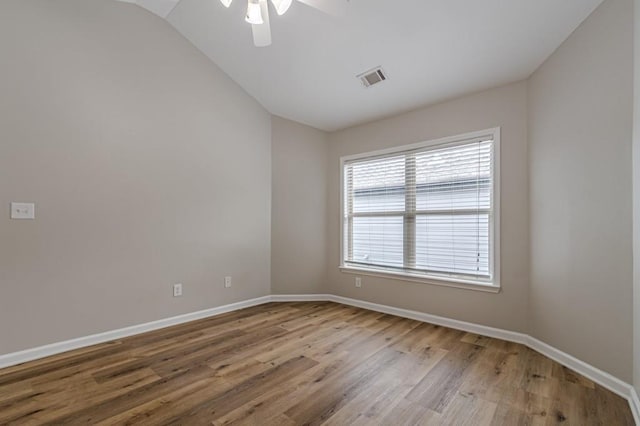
[[340, 129, 500, 291]]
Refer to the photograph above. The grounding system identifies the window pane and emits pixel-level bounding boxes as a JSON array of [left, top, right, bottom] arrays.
[[415, 214, 489, 277], [351, 155, 405, 213], [415, 141, 491, 211], [416, 180, 491, 211], [351, 216, 403, 268]]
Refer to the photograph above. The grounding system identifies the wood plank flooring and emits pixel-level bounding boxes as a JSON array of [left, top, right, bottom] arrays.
[[0, 302, 633, 425]]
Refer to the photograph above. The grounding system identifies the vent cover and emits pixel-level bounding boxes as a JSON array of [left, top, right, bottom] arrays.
[[357, 67, 387, 88]]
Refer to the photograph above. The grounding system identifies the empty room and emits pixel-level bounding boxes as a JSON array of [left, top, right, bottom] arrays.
[[1, 0, 640, 424]]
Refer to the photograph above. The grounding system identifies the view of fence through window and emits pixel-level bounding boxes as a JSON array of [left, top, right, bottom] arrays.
[[343, 139, 493, 280]]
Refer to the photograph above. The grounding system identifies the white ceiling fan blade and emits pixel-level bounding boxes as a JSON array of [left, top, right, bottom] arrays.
[[296, 0, 346, 17], [252, 0, 272, 47]]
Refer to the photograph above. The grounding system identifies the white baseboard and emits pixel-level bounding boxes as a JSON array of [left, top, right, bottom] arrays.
[[525, 336, 632, 399], [270, 294, 334, 302], [326, 295, 529, 345], [630, 387, 640, 426], [0, 292, 637, 425], [0, 296, 271, 370]]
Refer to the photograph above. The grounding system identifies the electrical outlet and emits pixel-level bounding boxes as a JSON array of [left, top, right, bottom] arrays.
[[11, 202, 35, 219], [355, 277, 362, 288], [224, 276, 232, 288], [173, 283, 183, 297]]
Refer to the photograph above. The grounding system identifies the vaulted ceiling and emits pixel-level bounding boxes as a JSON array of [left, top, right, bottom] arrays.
[[120, 0, 603, 131]]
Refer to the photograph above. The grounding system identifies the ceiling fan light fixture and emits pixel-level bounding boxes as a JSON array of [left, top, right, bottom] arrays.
[[220, 0, 233, 7], [245, 0, 264, 24], [270, 0, 293, 15]]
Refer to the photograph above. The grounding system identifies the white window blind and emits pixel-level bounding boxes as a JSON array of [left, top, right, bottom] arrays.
[[342, 135, 495, 284]]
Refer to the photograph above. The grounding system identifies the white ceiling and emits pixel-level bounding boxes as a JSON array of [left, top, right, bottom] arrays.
[[123, 0, 603, 131]]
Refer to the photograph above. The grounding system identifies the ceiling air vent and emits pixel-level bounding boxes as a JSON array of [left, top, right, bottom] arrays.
[[357, 67, 387, 88]]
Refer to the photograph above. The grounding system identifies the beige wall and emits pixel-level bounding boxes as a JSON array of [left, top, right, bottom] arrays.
[[327, 82, 530, 333], [0, 0, 271, 354], [271, 116, 328, 294], [528, 0, 633, 381], [634, 0, 640, 394]]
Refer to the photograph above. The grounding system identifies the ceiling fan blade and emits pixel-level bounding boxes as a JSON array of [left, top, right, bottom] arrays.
[[252, 0, 272, 47], [296, 0, 346, 17]]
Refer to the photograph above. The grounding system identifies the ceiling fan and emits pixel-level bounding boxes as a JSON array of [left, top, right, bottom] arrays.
[[219, 0, 346, 47]]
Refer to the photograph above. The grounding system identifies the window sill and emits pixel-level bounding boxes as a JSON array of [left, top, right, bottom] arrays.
[[339, 265, 501, 293]]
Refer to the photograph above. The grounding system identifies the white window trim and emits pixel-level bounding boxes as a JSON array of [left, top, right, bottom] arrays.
[[339, 127, 501, 293]]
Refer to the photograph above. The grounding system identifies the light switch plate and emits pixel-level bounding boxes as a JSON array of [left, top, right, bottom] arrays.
[[11, 202, 35, 219]]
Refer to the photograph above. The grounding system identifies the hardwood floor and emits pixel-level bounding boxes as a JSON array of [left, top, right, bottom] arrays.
[[0, 302, 633, 425]]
